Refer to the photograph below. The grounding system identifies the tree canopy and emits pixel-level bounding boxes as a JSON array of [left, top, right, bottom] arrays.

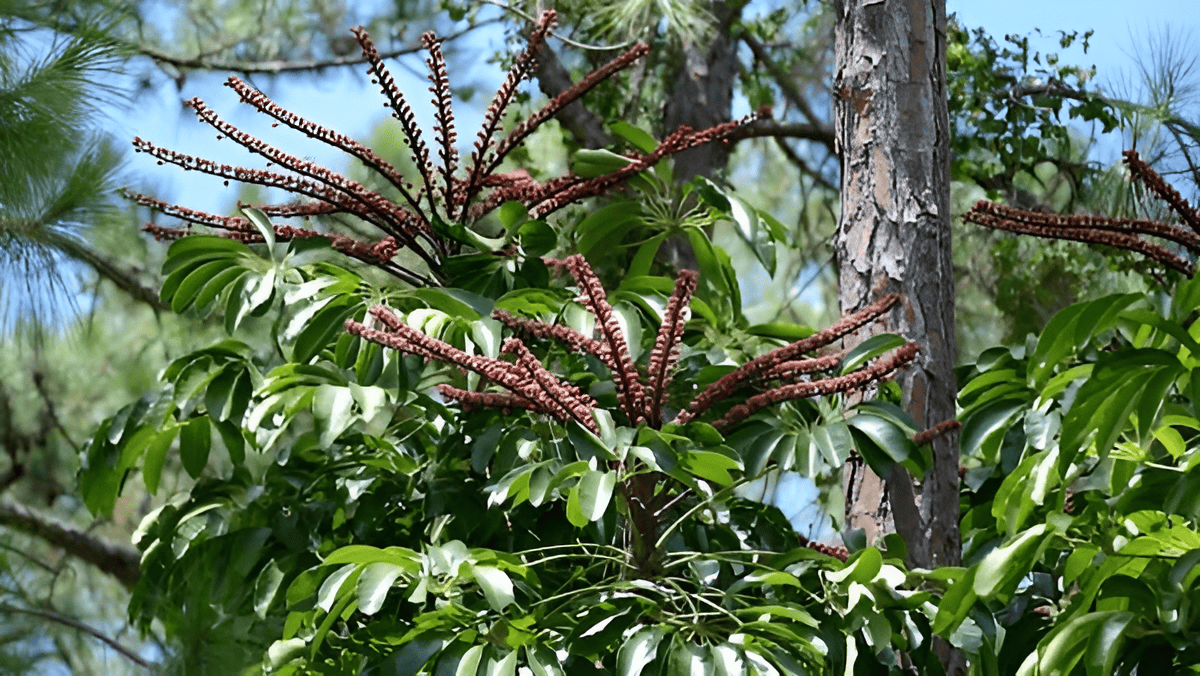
[[3, 1, 1200, 674]]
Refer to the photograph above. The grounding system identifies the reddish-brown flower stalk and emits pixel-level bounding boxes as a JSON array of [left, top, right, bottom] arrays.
[[964, 149, 1200, 278], [492, 308, 612, 367], [346, 306, 600, 432], [675, 293, 901, 425], [564, 254, 647, 425], [129, 11, 775, 293], [963, 200, 1196, 276], [1124, 149, 1200, 232], [349, 258, 917, 450], [710, 342, 921, 432], [913, 419, 961, 446], [422, 32, 459, 214], [645, 270, 698, 427]]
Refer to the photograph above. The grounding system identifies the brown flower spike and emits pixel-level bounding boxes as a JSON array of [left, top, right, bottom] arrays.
[[346, 256, 918, 436], [130, 10, 769, 286], [964, 149, 1200, 278]]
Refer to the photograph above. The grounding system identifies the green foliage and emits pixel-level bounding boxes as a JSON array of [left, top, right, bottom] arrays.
[[951, 273, 1200, 673]]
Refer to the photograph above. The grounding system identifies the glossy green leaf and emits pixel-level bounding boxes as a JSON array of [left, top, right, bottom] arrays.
[[162, 235, 250, 274], [572, 148, 633, 177], [974, 524, 1047, 599], [241, 205, 277, 255], [566, 469, 615, 527], [472, 565, 515, 611], [616, 626, 665, 676], [292, 296, 359, 364], [576, 201, 643, 258], [171, 258, 239, 313], [357, 562, 404, 615], [825, 547, 882, 584], [680, 450, 743, 486], [610, 121, 658, 153], [1030, 294, 1140, 388], [142, 425, 179, 494], [932, 567, 978, 636], [179, 416, 211, 479]]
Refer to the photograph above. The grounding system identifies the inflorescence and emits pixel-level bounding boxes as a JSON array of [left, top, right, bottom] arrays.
[[345, 255, 920, 434], [129, 10, 769, 287], [964, 150, 1200, 278]]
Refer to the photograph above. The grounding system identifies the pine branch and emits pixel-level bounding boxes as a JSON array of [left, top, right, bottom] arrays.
[[0, 500, 141, 589], [133, 21, 494, 75], [0, 603, 149, 668]]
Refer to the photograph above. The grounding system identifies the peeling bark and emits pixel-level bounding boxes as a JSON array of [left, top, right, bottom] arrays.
[[833, 3, 960, 670]]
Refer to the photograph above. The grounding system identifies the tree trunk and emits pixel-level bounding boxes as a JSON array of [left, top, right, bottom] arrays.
[[832, 0, 959, 583], [833, 2, 960, 670], [661, 1, 739, 184]]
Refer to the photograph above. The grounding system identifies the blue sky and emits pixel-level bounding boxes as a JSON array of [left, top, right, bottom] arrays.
[[115, 2, 1200, 218]]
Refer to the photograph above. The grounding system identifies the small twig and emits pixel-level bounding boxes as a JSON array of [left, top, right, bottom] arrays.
[[0, 604, 150, 668], [133, 21, 496, 75]]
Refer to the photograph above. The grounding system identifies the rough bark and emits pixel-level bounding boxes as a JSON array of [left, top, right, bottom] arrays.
[[534, 44, 612, 150], [0, 499, 142, 589], [833, 3, 960, 670], [661, 1, 740, 184]]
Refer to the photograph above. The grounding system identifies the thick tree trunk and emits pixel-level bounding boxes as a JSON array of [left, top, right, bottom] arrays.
[[833, 3, 960, 670], [832, 0, 959, 572], [661, 1, 739, 184]]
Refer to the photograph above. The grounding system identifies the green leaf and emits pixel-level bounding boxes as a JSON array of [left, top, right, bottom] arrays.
[[825, 547, 882, 584], [616, 626, 665, 676], [179, 416, 211, 479], [472, 565, 515, 611], [171, 258, 239, 313], [838, 334, 908, 373], [680, 449, 743, 486], [846, 413, 916, 465], [959, 397, 1027, 465], [498, 201, 529, 229], [163, 235, 250, 275], [193, 266, 249, 315], [932, 567, 978, 636], [357, 562, 405, 615], [526, 646, 564, 676], [292, 297, 359, 364], [575, 201, 643, 258], [254, 560, 286, 618], [1030, 294, 1141, 388], [567, 469, 615, 527], [572, 148, 633, 177], [313, 385, 355, 448], [610, 121, 658, 153], [142, 426, 179, 494], [518, 219, 555, 257], [974, 524, 1047, 600], [324, 545, 421, 570], [1031, 611, 1133, 676], [241, 205, 277, 256]]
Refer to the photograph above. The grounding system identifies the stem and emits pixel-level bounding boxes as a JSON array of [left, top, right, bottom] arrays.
[[0, 604, 150, 668], [654, 478, 751, 553]]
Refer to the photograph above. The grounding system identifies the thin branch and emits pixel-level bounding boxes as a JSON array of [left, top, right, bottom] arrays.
[[728, 120, 835, 146], [740, 32, 834, 152], [132, 21, 496, 75], [0, 500, 141, 589], [0, 604, 149, 668]]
